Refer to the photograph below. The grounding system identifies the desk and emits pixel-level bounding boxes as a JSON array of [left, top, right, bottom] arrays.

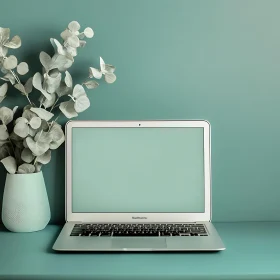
[[0, 222, 279, 280]]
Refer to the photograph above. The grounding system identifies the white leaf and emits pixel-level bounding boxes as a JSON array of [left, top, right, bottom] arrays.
[[66, 35, 80, 48], [12, 106, 18, 114], [65, 45, 77, 57], [100, 57, 106, 72], [0, 106, 13, 125], [32, 72, 52, 100], [74, 95, 90, 113], [0, 28, 10, 43], [34, 131, 52, 144], [17, 62, 29, 75], [15, 117, 28, 125], [39, 92, 56, 108], [35, 162, 42, 172], [14, 119, 29, 138], [60, 29, 72, 41], [18, 163, 35, 174], [0, 83, 8, 97], [83, 80, 99, 89], [65, 71, 73, 88], [39, 52, 52, 71], [72, 84, 86, 98], [24, 77, 33, 94], [105, 73, 117, 84], [89, 67, 102, 79], [21, 148, 35, 163], [37, 150, 51, 164], [84, 27, 94, 38], [79, 40, 86, 48], [104, 64, 116, 73], [0, 125, 9, 140], [1, 156, 17, 174], [45, 72, 62, 93], [3, 55, 18, 70], [30, 108, 54, 121], [29, 117, 41, 129], [56, 82, 71, 97], [59, 100, 78, 119], [26, 136, 49, 156], [14, 83, 26, 94], [49, 123, 64, 142], [0, 45, 8, 57], [50, 54, 73, 72], [4, 35, 21, 49], [1, 73, 15, 85], [50, 38, 66, 55], [22, 109, 36, 121], [68, 21, 80, 32]]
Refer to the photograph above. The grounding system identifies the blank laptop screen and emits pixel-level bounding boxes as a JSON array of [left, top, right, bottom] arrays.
[[72, 127, 205, 213]]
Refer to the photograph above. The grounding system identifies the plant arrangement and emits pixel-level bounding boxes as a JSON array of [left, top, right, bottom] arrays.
[[0, 21, 116, 174]]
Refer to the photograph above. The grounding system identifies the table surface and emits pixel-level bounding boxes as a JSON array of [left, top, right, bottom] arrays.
[[0, 222, 280, 280]]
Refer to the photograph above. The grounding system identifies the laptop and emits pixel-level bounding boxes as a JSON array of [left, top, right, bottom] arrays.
[[53, 120, 225, 251]]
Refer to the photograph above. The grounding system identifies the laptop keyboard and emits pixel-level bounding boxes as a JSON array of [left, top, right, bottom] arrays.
[[70, 223, 208, 237]]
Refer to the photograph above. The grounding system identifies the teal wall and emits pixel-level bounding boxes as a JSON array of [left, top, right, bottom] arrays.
[[1, 0, 280, 223]]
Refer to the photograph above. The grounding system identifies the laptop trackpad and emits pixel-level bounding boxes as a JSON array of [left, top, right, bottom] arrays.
[[112, 238, 167, 249]]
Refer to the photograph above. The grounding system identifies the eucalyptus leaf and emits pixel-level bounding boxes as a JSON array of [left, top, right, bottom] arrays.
[[56, 82, 71, 97], [35, 162, 42, 172], [15, 116, 28, 125], [0, 83, 8, 97], [39, 92, 56, 108], [26, 136, 49, 156], [50, 54, 73, 72], [61, 29, 72, 41], [3, 55, 17, 70], [18, 163, 35, 174], [0, 45, 8, 57], [28, 127, 37, 137], [30, 108, 54, 121], [37, 150, 51, 164], [79, 40, 86, 48], [24, 77, 33, 94], [84, 27, 94, 38], [0, 106, 13, 125], [17, 62, 29, 75], [45, 72, 61, 93], [49, 123, 65, 149], [4, 35, 21, 49], [50, 38, 66, 56], [83, 80, 99, 89], [65, 71, 73, 88], [72, 85, 90, 113], [89, 67, 102, 79], [39, 52, 52, 72], [1, 73, 15, 85], [68, 21, 80, 32], [0, 125, 9, 140], [66, 36, 80, 48], [104, 72, 117, 84], [1, 156, 17, 174], [34, 130, 52, 144], [21, 148, 35, 163], [14, 83, 26, 94], [22, 109, 36, 121], [29, 117, 41, 129], [14, 119, 29, 138], [12, 106, 18, 114], [59, 100, 78, 118], [65, 45, 77, 57], [0, 28, 10, 43], [0, 145, 11, 160], [23, 138, 28, 148], [32, 72, 51, 100]]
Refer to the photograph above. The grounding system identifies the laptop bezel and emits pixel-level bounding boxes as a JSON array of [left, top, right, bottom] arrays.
[[65, 120, 211, 223]]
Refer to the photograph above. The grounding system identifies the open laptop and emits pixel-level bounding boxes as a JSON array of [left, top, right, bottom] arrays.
[[53, 120, 225, 251]]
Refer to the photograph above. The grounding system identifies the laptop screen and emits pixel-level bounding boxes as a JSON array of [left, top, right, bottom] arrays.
[[72, 127, 205, 213]]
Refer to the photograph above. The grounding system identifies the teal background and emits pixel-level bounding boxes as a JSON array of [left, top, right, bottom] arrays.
[[1, 0, 280, 223], [72, 127, 205, 213]]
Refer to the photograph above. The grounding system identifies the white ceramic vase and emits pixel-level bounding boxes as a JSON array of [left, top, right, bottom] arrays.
[[1, 171, 51, 232]]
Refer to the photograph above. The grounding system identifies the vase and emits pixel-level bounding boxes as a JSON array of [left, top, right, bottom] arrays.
[[1, 171, 51, 232]]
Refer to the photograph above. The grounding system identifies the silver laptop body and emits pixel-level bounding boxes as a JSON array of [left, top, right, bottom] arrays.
[[53, 120, 225, 251]]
